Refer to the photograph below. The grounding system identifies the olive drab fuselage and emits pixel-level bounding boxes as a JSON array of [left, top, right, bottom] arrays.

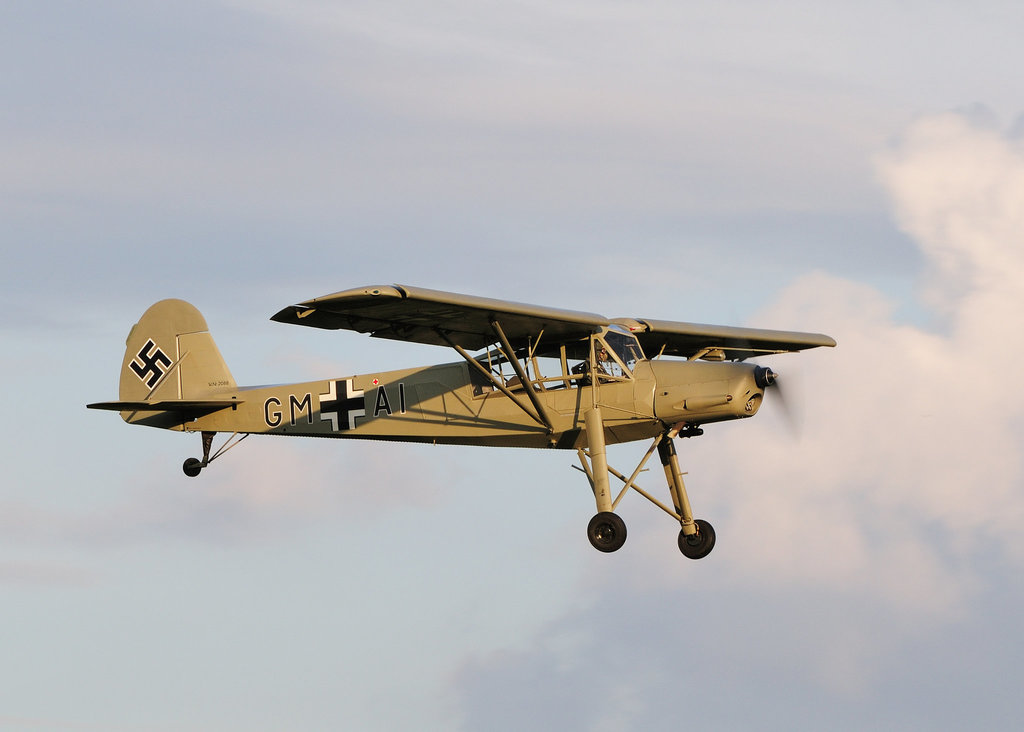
[[156, 353, 768, 449]]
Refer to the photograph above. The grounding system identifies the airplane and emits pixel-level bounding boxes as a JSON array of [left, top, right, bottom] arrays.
[[88, 284, 835, 559]]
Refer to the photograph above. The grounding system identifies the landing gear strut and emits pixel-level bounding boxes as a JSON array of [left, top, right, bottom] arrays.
[[657, 435, 716, 560], [181, 431, 248, 477], [582, 407, 630, 553], [576, 419, 716, 560]]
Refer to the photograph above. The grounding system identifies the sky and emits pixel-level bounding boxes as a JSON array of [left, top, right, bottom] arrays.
[[3, 1, 1024, 729]]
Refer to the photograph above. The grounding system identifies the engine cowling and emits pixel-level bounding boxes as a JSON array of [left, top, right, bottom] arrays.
[[649, 360, 768, 424]]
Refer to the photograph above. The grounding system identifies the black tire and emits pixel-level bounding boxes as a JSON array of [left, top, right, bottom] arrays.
[[678, 519, 716, 559], [587, 512, 627, 553], [182, 457, 203, 478]]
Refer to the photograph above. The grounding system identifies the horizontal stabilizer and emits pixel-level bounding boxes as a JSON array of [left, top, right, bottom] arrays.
[[86, 399, 241, 417]]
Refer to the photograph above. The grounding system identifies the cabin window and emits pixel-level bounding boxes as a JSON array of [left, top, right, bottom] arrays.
[[603, 329, 644, 376], [469, 344, 568, 396], [570, 334, 637, 384]]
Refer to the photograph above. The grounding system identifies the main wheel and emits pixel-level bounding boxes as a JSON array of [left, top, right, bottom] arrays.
[[182, 457, 203, 478], [587, 512, 627, 553], [678, 518, 716, 559]]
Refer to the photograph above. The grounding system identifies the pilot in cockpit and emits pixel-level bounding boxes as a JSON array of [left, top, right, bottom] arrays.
[[571, 344, 611, 386]]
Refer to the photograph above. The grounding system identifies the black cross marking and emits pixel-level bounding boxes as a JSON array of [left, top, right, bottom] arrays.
[[319, 379, 365, 431], [130, 339, 173, 388]]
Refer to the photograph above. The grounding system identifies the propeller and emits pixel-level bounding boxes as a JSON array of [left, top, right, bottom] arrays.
[[753, 365, 801, 437], [753, 365, 776, 389]]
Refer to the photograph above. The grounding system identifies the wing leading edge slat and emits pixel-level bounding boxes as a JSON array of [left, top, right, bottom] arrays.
[[271, 284, 608, 351], [271, 284, 835, 359], [632, 318, 836, 360]]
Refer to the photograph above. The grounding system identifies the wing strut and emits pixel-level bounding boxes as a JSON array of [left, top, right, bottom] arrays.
[[489, 319, 556, 434], [438, 330, 553, 434]]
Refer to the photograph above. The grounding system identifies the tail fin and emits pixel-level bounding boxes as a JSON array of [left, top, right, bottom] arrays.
[[118, 299, 236, 403]]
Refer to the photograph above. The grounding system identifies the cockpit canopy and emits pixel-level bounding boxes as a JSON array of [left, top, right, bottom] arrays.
[[603, 325, 645, 373]]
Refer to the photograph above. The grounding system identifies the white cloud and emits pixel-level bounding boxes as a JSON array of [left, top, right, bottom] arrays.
[[878, 112, 1024, 317], [682, 113, 1024, 617]]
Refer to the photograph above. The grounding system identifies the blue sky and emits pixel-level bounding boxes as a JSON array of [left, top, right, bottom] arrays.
[[3, 2, 1024, 729]]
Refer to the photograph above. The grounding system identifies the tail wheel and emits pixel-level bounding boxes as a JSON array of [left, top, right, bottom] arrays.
[[678, 519, 716, 559], [587, 512, 627, 553], [182, 458, 203, 478]]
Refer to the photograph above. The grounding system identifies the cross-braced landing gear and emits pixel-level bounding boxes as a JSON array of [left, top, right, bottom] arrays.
[[181, 431, 249, 477], [577, 416, 716, 560]]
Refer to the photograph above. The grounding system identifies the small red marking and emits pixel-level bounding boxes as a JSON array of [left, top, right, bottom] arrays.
[[372, 378, 379, 385]]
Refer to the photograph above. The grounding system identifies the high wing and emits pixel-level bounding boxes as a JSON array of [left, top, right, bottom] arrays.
[[271, 284, 608, 351], [272, 284, 835, 360], [624, 318, 836, 361]]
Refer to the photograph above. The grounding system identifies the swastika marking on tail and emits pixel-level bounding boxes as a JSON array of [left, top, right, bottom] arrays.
[[130, 339, 172, 388]]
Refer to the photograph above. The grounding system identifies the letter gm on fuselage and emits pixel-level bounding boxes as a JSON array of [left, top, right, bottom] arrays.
[[263, 393, 314, 428]]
